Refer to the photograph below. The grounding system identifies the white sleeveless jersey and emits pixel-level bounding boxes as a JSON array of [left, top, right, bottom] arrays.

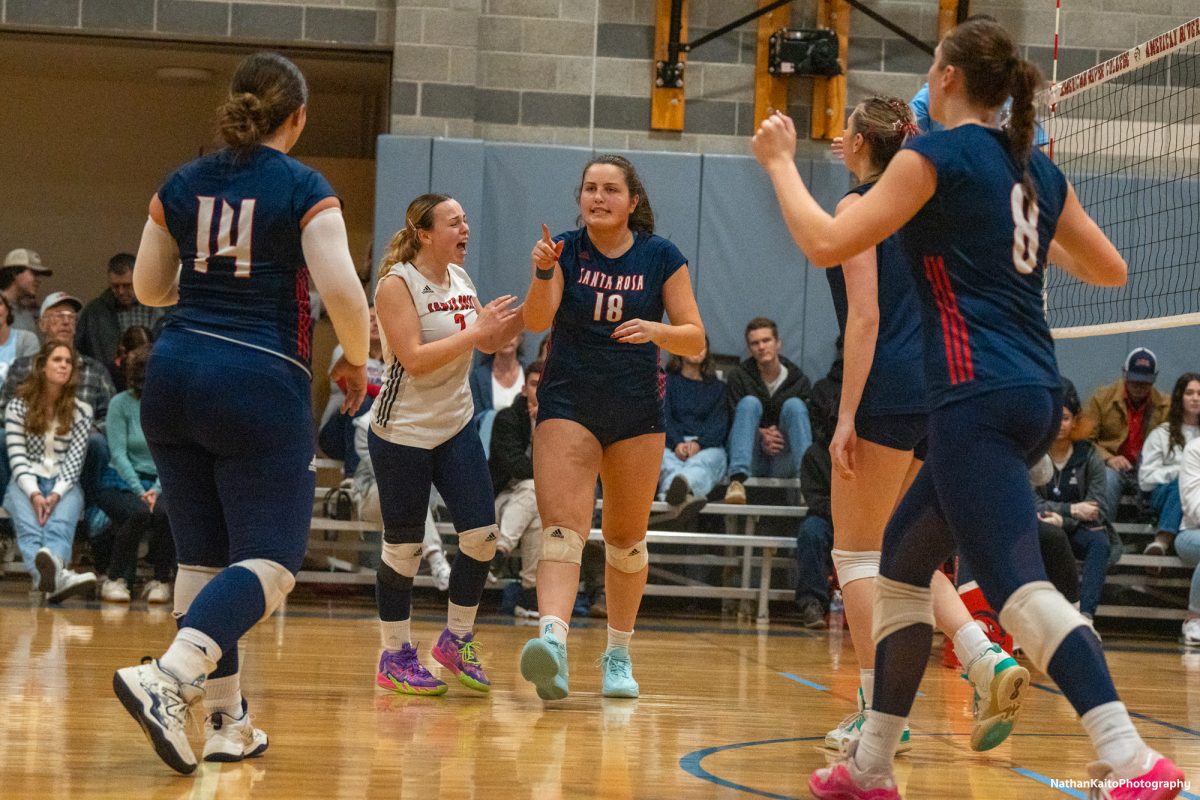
[[370, 262, 478, 448]]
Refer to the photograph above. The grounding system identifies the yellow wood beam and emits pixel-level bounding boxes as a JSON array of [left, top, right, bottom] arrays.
[[651, 0, 687, 132], [753, 0, 793, 130], [937, 0, 959, 40], [810, 0, 850, 140]]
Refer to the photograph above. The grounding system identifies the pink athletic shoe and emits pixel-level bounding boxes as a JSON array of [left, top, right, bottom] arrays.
[[809, 744, 902, 800], [1087, 751, 1186, 800]]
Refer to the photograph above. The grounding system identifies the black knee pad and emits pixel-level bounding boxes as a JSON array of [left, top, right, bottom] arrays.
[[383, 524, 425, 546], [377, 561, 414, 590]]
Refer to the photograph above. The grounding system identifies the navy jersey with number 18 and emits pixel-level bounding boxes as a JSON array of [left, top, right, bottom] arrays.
[[157, 144, 338, 375], [897, 125, 1068, 408]]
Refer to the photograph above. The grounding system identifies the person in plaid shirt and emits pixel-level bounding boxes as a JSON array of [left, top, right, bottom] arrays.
[[76, 252, 165, 366]]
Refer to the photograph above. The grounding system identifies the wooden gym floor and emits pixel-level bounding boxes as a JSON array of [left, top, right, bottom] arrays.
[[1, 589, 1198, 800]]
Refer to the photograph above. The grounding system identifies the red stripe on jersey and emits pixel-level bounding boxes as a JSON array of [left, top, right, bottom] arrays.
[[295, 266, 311, 362], [923, 256, 974, 384]]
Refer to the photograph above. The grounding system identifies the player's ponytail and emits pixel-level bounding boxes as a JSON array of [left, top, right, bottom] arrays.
[[576, 154, 656, 235], [218, 52, 308, 155], [940, 17, 1043, 205], [381, 193, 452, 269]]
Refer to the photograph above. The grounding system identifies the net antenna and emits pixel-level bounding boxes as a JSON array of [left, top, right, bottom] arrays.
[[1042, 17, 1200, 339]]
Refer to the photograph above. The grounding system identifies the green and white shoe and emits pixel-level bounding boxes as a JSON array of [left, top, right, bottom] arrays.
[[823, 688, 912, 753], [964, 643, 1028, 752]]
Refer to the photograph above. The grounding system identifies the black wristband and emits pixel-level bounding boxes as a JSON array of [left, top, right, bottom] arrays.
[[535, 266, 556, 280]]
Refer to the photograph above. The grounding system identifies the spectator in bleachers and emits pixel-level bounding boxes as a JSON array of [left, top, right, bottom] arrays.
[[108, 325, 153, 393], [1083, 347, 1169, 521], [97, 345, 174, 604], [76, 252, 165, 366], [0, 248, 52, 333], [1170, 437, 1200, 645], [1, 292, 117, 538], [1029, 454, 1082, 607], [489, 360, 544, 617], [470, 333, 524, 456], [0, 294, 41, 384], [659, 337, 727, 513], [318, 305, 384, 479], [1035, 381, 1120, 620], [793, 348, 840, 628], [723, 317, 813, 504], [1138, 373, 1200, 558], [4, 340, 96, 602]]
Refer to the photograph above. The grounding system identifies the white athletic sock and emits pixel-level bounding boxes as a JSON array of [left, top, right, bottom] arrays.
[[953, 620, 993, 666], [161, 628, 220, 683], [447, 601, 478, 638], [204, 674, 243, 718], [540, 615, 569, 643], [1082, 701, 1146, 774], [853, 710, 906, 778], [859, 669, 875, 709], [606, 626, 633, 653], [381, 619, 412, 651]]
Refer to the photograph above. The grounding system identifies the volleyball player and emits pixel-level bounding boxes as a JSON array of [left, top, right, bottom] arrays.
[[753, 18, 1184, 800], [820, 95, 1027, 755], [114, 53, 371, 774], [519, 154, 704, 700], [369, 194, 522, 696]]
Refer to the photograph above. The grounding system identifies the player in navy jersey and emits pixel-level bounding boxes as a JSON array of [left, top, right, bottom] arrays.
[[753, 18, 1184, 800], [820, 95, 1027, 757], [369, 193, 522, 696], [519, 154, 704, 700], [113, 53, 370, 775]]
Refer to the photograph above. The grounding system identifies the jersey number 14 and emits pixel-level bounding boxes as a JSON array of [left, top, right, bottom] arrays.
[[194, 197, 255, 277]]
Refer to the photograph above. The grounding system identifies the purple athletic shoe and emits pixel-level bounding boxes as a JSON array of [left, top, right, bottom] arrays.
[[431, 628, 491, 693], [376, 644, 447, 696]]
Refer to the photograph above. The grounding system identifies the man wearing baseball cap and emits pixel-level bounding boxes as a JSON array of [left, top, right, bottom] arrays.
[[1083, 347, 1171, 522], [1, 249, 53, 334]]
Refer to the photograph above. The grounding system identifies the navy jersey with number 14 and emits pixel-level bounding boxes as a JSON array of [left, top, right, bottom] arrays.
[[157, 144, 338, 375]]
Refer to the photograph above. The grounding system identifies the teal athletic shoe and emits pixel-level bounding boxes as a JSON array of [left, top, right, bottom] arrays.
[[599, 648, 639, 698], [520, 634, 570, 700], [824, 688, 912, 753], [964, 643, 1028, 751]]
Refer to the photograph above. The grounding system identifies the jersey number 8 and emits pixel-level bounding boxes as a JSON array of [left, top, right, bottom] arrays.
[[195, 197, 255, 277], [1010, 184, 1040, 275], [592, 292, 624, 323]]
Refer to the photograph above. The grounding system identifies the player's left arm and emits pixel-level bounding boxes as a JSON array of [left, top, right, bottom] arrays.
[[133, 194, 181, 307], [752, 112, 934, 267], [612, 266, 704, 357]]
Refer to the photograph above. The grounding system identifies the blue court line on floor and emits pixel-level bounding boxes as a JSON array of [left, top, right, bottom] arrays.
[[1010, 767, 1088, 798], [1032, 683, 1200, 737], [779, 673, 828, 691], [680, 736, 821, 800]]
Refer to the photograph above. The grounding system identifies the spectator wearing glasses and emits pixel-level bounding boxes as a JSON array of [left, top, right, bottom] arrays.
[[0, 248, 53, 333], [76, 252, 165, 366]]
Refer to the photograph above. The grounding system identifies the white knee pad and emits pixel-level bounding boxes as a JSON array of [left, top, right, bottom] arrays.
[[381, 541, 424, 578], [872, 575, 934, 645], [541, 526, 585, 565], [605, 540, 649, 573], [457, 524, 499, 562], [231, 559, 296, 622], [999, 580, 1090, 674], [831, 548, 881, 587], [172, 564, 220, 620]]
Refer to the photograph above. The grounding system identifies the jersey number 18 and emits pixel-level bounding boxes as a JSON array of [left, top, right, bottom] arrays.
[[195, 197, 255, 277], [592, 292, 624, 323]]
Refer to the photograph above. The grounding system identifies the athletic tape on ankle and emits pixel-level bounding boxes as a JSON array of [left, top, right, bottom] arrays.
[[605, 540, 648, 573], [381, 541, 424, 578], [872, 575, 934, 645], [230, 559, 295, 622], [831, 548, 880, 586], [999, 580, 1089, 673], [457, 524, 499, 562], [541, 526, 585, 565], [173, 564, 220, 620]]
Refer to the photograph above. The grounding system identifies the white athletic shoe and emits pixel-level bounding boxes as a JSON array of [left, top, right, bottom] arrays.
[[1181, 617, 1200, 646], [34, 548, 59, 593], [824, 688, 912, 753], [101, 578, 132, 603], [963, 644, 1029, 752], [113, 659, 205, 774], [203, 701, 269, 762], [428, 551, 451, 592], [48, 568, 97, 604], [142, 580, 171, 604]]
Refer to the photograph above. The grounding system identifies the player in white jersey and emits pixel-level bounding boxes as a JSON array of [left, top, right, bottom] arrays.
[[369, 193, 523, 695]]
